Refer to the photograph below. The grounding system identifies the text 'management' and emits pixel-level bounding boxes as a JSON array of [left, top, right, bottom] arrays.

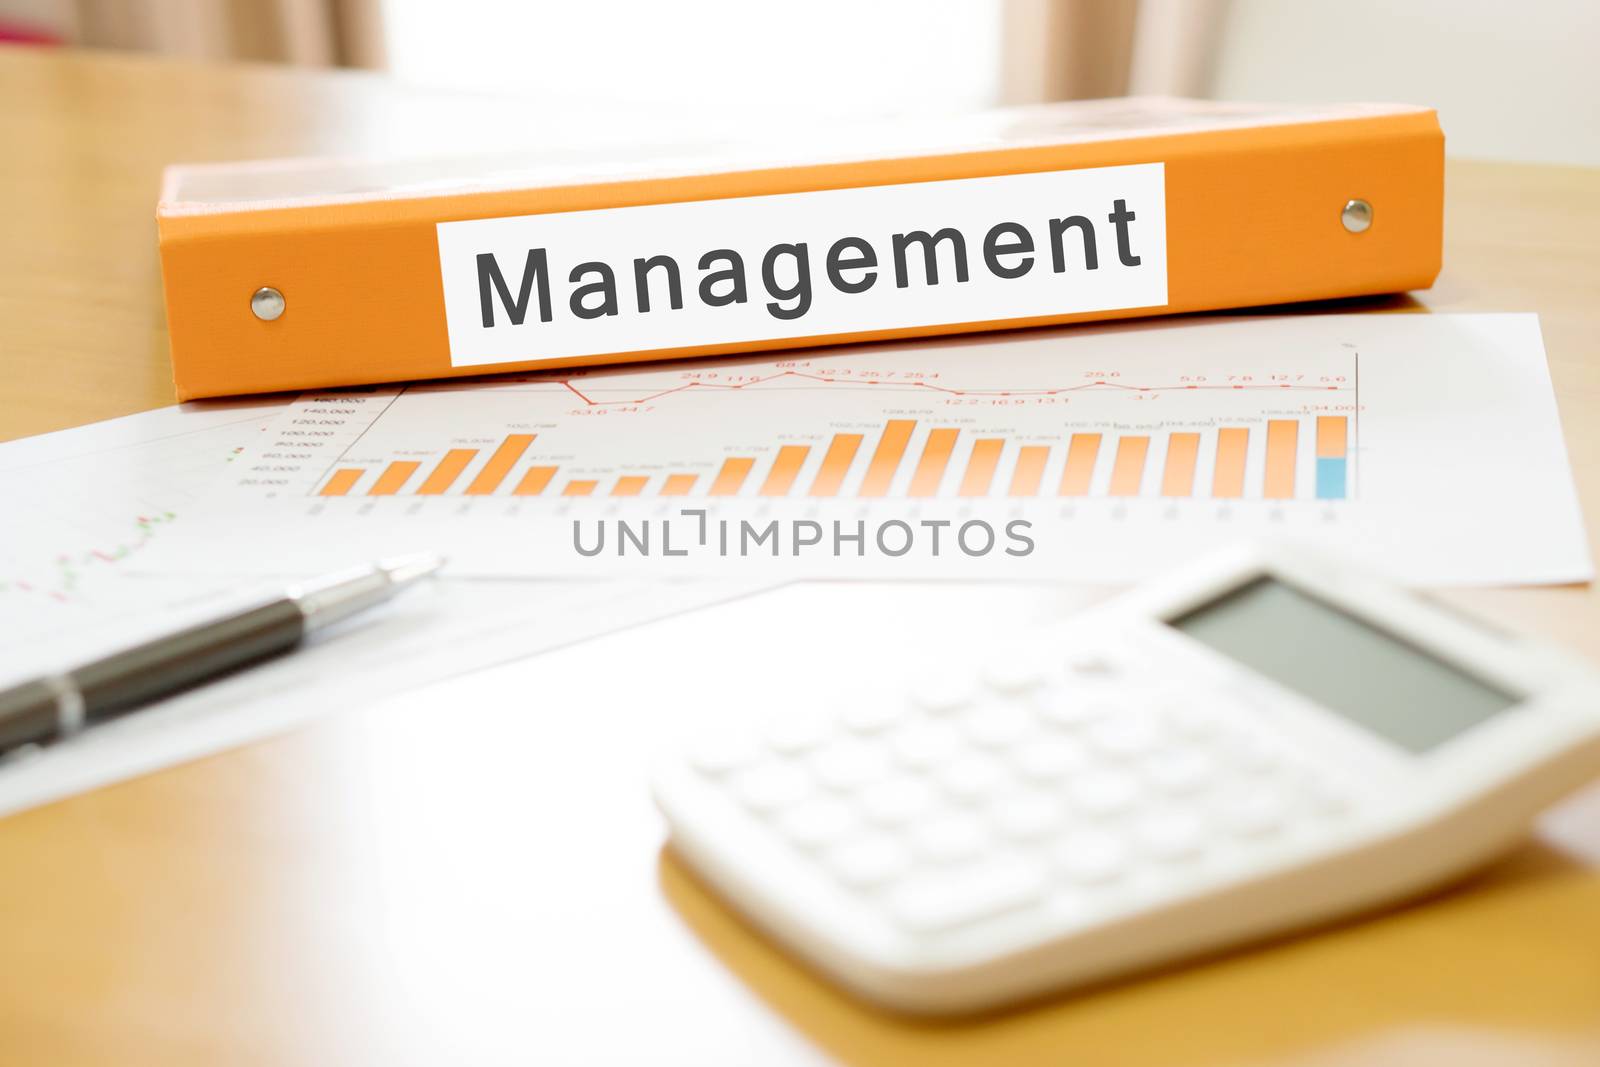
[[437, 163, 1167, 368]]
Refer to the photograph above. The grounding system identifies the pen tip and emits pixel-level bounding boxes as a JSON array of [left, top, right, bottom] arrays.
[[379, 552, 446, 586]]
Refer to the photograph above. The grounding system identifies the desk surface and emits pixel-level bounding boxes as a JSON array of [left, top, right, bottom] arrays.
[[2, 45, 1599, 1067]]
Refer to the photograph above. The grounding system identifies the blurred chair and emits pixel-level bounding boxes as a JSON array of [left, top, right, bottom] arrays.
[[1000, 0, 1136, 104], [0, 0, 383, 67]]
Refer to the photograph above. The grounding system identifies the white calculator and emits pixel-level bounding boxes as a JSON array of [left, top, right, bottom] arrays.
[[651, 543, 1600, 1014]]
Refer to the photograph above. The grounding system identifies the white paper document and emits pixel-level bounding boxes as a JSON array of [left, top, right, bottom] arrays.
[[0, 405, 766, 817], [0, 398, 288, 673], [151, 313, 1591, 585]]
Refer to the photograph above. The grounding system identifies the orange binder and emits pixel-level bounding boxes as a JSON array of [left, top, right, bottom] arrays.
[[157, 97, 1443, 400]]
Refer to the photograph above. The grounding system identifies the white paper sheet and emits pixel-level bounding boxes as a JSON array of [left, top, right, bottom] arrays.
[[146, 314, 1591, 585], [0, 405, 768, 818]]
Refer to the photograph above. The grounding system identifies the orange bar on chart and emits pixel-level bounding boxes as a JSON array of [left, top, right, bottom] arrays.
[[958, 439, 1005, 497], [709, 457, 755, 496], [1161, 433, 1201, 497], [1315, 415, 1349, 499], [759, 446, 810, 496], [1108, 436, 1150, 497], [1058, 433, 1101, 496], [513, 466, 557, 496], [417, 449, 478, 495], [369, 460, 420, 496], [612, 476, 648, 496], [1212, 428, 1248, 498], [808, 434, 862, 497], [661, 473, 698, 496], [319, 468, 363, 496], [1264, 420, 1299, 498], [1317, 416, 1348, 457], [1008, 446, 1049, 496], [908, 428, 959, 497], [858, 419, 916, 497], [562, 480, 598, 497], [465, 434, 535, 495]]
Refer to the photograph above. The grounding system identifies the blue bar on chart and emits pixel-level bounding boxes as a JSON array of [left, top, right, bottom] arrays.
[[1316, 416, 1348, 499]]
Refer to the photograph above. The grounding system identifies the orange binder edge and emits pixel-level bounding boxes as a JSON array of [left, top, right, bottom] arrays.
[[158, 109, 1443, 400]]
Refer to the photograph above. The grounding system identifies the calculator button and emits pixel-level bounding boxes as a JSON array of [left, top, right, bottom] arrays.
[[885, 858, 1044, 933], [1068, 769, 1142, 817], [962, 703, 1035, 749], [764, 716, 830, 756], [775, 798, 857, 848], [731, 763, 814, 813], [840, 702, 907, 735], [1212, 786, 1287, 838], [824, 835, 911, 889], [933, 753, 1009, 800], [1065, 650, 1123, 679], [1084, 714, 1165, 759], [1217, 737, 1282, 776], [1161, 704, 1224, 739], [687, 731, 761, 776], [888, 722, 965, 769], [857, 777, 939, 827], [988, 792, 1066, 841], [1132, 811, 1206, 861], [1037, 694, 1120, 730], [1141, 749, 1216, 795], [980, 649, 1052, 694], [908, 670, 978, 714], [1010, 736, 1091, 783], [809, 741, 893, 791], [909, 813, 988, 864], [1053, 830, 1128, 884], [1295, 778, 1353, 818]]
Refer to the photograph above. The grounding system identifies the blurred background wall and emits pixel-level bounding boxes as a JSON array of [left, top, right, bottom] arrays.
[[1, 0, 1596, 165]]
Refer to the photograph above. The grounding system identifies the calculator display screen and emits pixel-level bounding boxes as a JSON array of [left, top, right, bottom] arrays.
[[1168, 577, 1517, 753]]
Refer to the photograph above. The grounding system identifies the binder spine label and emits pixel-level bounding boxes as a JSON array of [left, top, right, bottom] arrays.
[[436, 162, 1167, 368]]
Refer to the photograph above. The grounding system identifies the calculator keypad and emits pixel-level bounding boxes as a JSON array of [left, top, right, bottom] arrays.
[[683, 647, 1357, 940]]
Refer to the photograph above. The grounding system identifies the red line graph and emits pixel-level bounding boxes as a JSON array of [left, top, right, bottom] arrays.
[[544, 370, 1350, 408]]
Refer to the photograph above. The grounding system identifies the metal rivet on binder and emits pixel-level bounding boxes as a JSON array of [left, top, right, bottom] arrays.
[[1341, 199, 1373, 233], [250, 286, 286, 321]]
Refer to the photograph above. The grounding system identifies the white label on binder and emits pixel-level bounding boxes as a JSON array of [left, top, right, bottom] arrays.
[[437, 162, 1167, 368]]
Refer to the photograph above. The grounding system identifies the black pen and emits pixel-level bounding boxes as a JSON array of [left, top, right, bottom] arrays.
[[0, 554, 443, 755]]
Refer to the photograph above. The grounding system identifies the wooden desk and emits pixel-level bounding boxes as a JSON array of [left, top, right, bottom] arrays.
[[1, 46, 1598, 1066]]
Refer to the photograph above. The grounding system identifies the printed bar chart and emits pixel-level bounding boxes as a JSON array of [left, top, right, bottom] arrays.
[[1161, 433, 1200, 497], [320, 468, 362, 496], [307, 405, 1355, 505], [859, 419, 916, 497], [1212, 428, 1248, 499], [810, 434, 863, 497], [1009, 446, 1049, 497], [418, 448, 477, 495], [759, 446, 810, 496], [1108, 436, 1149, 497], [1264, 420, 1298, 499], [514, 466, 557, 496], [1060, 434, 1101, 497], [959, 439, 1005, 497], [372, 460, 420, 496], [202, 314, 1597, 587], [909, 429, 959, 497], [309, 412, 1357, 503], [1317, 416, 1349, 499], [466, 434, 535, 495], [710, 457, 755, 496]]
